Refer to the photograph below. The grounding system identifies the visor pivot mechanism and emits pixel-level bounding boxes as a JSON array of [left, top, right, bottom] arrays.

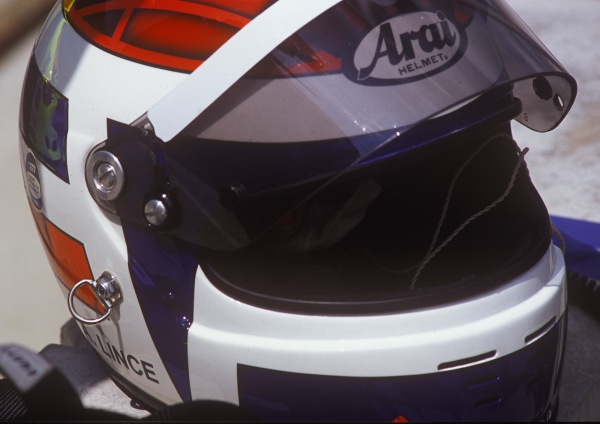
[[67, 272, 122, 326], [131, 113, 155, 136], [85, 151, 125, 202], [142, 191, 180, 231]]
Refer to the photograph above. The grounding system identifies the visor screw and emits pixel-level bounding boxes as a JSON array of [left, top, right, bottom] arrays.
[[86, 150, 125, 201], [144, 199, 168, 227], [96, 163, 117, 191], [142, 191, 181, 231]]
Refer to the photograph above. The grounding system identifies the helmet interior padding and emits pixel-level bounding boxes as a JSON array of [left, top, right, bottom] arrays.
[[199, 123, 551, 315]]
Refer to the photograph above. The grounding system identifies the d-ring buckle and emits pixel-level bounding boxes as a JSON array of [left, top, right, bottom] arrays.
[[68, 272, 122, 325]]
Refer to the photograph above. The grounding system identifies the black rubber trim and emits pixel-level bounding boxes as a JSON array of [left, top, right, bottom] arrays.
[[201, 236, 552, 317]]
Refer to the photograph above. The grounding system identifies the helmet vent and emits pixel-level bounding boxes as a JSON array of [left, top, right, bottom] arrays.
[[437, 350, 496, 371], [62, 0, 274, 73], [82, 9, 124, 37], [473, 395, 503, 409], [524, 317, 556, 345], [463, 374, 500, 390], [122, 10, 238, 61]]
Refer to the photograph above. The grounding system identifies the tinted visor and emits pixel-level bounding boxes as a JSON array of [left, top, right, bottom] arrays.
[[102, 0, 575, 251]]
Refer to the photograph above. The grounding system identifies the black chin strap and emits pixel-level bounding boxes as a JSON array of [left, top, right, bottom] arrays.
[[0, 344, 258, 421]]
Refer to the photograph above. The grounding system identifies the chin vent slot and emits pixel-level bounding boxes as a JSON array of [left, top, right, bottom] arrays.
[[438, 351, 496, 371], [474, 395, 503, 409], [525, 317, 556, 345], [464, 374, 500, 390]]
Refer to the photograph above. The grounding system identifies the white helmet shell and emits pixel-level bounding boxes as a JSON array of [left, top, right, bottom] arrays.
[[20, 0, 574, 420]]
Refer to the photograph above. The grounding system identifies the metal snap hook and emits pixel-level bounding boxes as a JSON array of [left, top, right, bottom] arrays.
[[68, 272, 122, 326]]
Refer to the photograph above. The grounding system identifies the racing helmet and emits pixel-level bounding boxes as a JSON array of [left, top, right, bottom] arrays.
[[20, 0, 576, 420]]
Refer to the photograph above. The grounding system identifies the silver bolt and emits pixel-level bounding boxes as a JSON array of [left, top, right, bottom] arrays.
[[96, 276, 116, 300], [86, 150, 125, 202], [96, 163, 116, 191], [96, 280, 116, 299], [144, 199, 167, 226], [92, 272, 122, 306]]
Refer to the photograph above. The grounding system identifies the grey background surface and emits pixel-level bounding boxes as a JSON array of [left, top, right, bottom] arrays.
[[0, 5, 69, 352]]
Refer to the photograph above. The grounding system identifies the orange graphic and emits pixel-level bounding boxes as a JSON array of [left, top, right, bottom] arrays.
[[30, 206, 103, 314]]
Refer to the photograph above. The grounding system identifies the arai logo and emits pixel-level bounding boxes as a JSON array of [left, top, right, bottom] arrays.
[[346, 11, 467, 85]]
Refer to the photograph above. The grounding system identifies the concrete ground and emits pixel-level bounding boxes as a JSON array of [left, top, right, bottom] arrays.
[[1, 0, 600, 420], [509, 0, 600, 224], [507, 1, 600, 420]]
